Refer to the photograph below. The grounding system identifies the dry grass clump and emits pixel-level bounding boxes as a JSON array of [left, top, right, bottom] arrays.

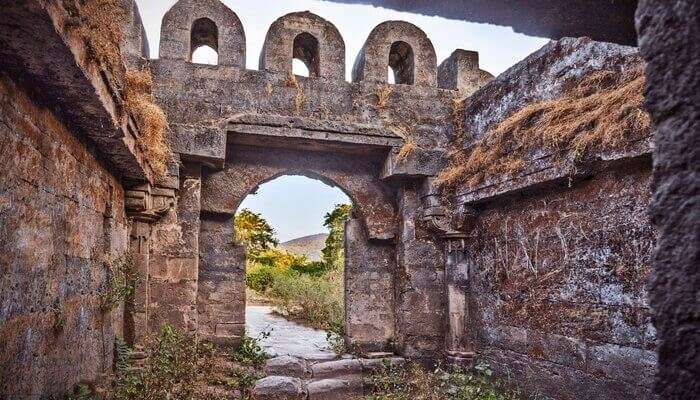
[[390, 124, 418, 163], [437, 66, 650, 189], [284, 72, 306, 115], [123, 68, 169, 178], [396, 138, 417, 163], [64, 0, 126, 78], [376, 84, 393, 110]]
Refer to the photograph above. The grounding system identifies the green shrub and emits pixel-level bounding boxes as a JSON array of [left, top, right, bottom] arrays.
[[231, 333, 268, 367], [246, 263, 279, 292], [268, 268, 344, 331], [365, 361, 525, 400]]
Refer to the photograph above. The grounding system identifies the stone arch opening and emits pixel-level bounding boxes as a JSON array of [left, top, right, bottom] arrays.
[[198, 152, 397, 354], [388, 41, 415, 85], [190, 17, 219, 64], [235, 173, 352, 357], [292, 32, 320, 77]]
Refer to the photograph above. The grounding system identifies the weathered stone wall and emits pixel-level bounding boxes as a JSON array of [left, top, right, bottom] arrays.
[[148, 6, 489, 354], [467, 166, 655, 399], [345, 218, 396, 351], [0, 74, 129, 398], [636, 1, 700, 397], [442, 37, 658, 399], [146, 164, 201, 336]]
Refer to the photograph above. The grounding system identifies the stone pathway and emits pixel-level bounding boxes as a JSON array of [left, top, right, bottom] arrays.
[[246, 305, 336, 361], [246, 306, 405, 399], [252, 355, 405, 400]]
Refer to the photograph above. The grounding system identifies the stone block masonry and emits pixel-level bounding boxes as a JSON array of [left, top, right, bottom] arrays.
[[0, 73, 129, 398], [2, 0, 694, 399]]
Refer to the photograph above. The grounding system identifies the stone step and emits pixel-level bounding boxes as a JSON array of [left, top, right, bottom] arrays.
[[265, 355, 312, 378], [307, 378, 363, 400], [252, 375, 306, 400], [311, 358, 363, 380]]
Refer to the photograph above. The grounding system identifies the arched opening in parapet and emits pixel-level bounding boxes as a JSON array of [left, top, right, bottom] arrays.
[[190, 17, 219, 65], [235, 173, 352, 358], [388, 41, 414, 85], [292, 32, 320, 77]]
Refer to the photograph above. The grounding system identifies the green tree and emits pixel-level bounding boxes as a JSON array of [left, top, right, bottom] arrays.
[[234, 209, 278, 254], [321, 204, 352, 269]]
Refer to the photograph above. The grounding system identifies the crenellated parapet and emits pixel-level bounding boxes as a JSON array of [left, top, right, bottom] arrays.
[[159, 0, 246, 67], [352, 21, 437, 86], [260, 12, 345, 79], [438, 49, 494, 96]]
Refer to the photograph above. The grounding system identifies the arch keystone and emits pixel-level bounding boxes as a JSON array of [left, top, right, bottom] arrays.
[[352, 21, 437, 87], [159, 0, 245, 67], [260, 11, 345, 79]]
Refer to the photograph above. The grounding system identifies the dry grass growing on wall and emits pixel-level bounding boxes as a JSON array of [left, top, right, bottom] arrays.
[[123, 68, 169, 178], [284, 73, 307, 115], [64, 0, 126, 78], [437, 66, 650, 189]]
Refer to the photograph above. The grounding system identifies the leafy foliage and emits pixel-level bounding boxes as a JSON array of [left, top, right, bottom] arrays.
[[100, 253, 136, 313], [241, 205, 349, 337], [268, 267, 344, 331], [230, 332, 269, 367], [113, 325, 200, 399], [365, 361, 525, 400], [234, 209, 279, 254], [322, 204, 352, 270]]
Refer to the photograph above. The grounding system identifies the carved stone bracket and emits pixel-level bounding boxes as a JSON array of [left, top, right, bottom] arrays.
[[125, 182, 176, 223], [418, 178, 478, 238]]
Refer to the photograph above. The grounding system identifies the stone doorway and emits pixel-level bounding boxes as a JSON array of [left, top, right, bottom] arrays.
[[196, 143, 398, 353]]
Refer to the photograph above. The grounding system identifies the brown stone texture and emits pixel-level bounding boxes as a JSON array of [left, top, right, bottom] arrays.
[[352, 20, 437, 86], [394, 185, 446, 359], [636, 0, 700, 398], [260, 12, 345, 79], [344, 218, 396, 350], [159, 0, 246, 67], [0, 74, 129, 398], [467, 166, 656, 399], [197, 212, 246, 345], [446, 37, 658, 399], [147, 163, 201, 335], [4, 1, 686, 399]]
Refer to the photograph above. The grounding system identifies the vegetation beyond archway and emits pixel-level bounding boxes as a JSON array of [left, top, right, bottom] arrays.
[[234, 204, 351, 350]]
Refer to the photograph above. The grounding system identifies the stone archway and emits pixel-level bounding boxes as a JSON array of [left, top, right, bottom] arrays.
[[196, 143, 398, 352]]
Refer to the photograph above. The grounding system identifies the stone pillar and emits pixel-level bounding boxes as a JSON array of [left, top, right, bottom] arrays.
[[344, 217, 396, 352], [124, 182, 175, 346], [636, 1, 700, 398], [126, 220, 150, 347], [147, 163, 201, 335], [444, 236, 474, 367], [197, 211, 246, 346], [394, 185, 446, 360]]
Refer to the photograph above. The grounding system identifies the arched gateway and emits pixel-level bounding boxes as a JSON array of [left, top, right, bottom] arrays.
[[130, 0, 492, 359]]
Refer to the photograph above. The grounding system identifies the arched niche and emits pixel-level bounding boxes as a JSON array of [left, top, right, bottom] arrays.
[[260, 12, 345, 80], [352, 21, 437, 87], [159, 0, 245, 67]]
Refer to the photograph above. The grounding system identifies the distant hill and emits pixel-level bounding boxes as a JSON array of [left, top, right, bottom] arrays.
[[278, 233, 328, 261]]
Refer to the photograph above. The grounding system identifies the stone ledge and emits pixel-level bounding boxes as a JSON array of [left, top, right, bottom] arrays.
[[0, 0, 156, 183]]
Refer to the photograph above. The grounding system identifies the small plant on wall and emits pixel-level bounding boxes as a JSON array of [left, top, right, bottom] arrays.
[[99, 253, 137, 313]]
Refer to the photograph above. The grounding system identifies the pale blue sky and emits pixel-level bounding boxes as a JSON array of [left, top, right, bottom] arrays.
[[239, 175, 350, 242], [134, 0, 548, 240]]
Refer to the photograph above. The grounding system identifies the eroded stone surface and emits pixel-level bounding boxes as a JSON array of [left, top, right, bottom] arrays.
[[252, 376, 306, 400]]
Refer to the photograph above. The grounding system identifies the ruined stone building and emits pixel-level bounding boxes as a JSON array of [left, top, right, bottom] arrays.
[[0, 0, 697, 399]]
